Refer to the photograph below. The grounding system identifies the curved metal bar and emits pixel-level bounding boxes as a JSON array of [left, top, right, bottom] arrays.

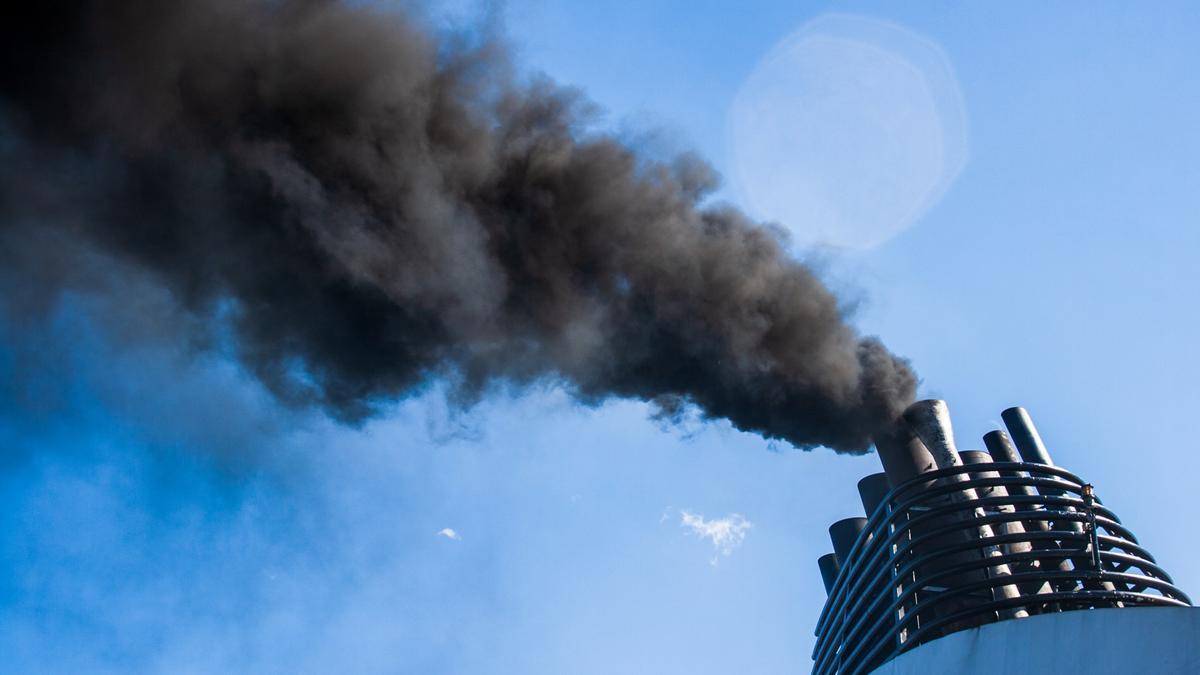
[[816, 544, 1189, 675], [816, 501, 1146, 638]]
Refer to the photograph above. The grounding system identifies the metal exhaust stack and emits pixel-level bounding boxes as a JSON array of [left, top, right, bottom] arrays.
[[999, 408, 1078, 521], [829, 517, 869, 565], [857, 473, 891, 518], [873, 419, 937, 489], [902, 400, 961, 471], [873, 405, 996, 633], [959, 450, 1051, 596], [817, 553, 839, 595], [1001, 406, 1117, 596], [984, 429, 1055, 528], [810, 401, 1192, 675], [1001, 406, 1053, 465], [982, 430, 1024, 474], [903, 400, 1027, 618]]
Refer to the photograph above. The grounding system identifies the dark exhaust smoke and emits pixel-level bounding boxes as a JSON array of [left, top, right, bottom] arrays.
[[0, 0, 916, 452]]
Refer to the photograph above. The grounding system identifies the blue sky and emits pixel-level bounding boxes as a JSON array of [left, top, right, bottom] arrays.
[[3, 1, 1200, 673]]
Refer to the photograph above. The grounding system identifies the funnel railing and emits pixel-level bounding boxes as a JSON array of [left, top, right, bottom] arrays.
[[810, 463, 1191, 675]]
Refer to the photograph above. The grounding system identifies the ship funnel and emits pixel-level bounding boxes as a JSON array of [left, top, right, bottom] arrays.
[[1001, 407, 1053, 465], [873, 419, 937, 488], [904, 399, 963, 469], [982, 429, 1020, 463], [829, 517, 869, 565], [817, 553, 840, 595], [857, 473, 891, 518]]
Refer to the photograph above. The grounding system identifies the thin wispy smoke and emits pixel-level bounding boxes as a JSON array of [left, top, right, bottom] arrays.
[[0, 0, 915, 452]]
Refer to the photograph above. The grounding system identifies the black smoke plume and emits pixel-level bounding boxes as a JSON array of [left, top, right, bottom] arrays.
[[0, 0, 916, 452]]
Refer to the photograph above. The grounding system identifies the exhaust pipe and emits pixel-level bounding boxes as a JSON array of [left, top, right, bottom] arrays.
[[984, 429, 1075, 590], [984, 429, 1063, 539], [903, 400, 1027, 619], [960, 450, 1052, 596], [857, 473, 892, 519], [874, 405, 1003, 634], [903, 400, 962, 470], [982, 429, 1018, 461], [960, 449, 1032, 549], [873, 416, 972, 635], [829, 517, 869, 565], [873, 419, 937, 489], [1000, 408, 1080, 528], [1001, 407, 1115, 597], [982, 429, 1017, 461], [818, 553, 840, 595], [1001, 407, 1053, 465]]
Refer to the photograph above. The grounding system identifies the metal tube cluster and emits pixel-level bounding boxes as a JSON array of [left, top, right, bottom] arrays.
[[810, 401, 1191, 675]]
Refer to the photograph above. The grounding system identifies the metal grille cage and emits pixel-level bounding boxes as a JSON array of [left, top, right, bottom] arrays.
[[811, 461, 1191, 675]]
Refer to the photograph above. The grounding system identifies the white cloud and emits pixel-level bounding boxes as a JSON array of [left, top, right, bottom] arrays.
[[437, 528, 461, 541], [679, 510, 752, 565]]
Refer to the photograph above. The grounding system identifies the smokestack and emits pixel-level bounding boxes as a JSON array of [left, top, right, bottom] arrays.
[[817, 553, 840, 595], [873, 419, 937, 488], [972, 438, 1073, 595], [903, 399, 963, 469], [983, 429, 1020, 464], [983, 430, 1041, 500], [829, 517, 869, 565], [959, 451, 1046, 589], [857, 473, 891, 518], [958, 450, 991, 465], [1000, 407, 1108, 594], [961, 449, 1014, 507], [903, 400, 1027, 617], [874, 406, 1002, 630], [811, 402, 1193, 675], [1002, 407, 1054, 465]]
